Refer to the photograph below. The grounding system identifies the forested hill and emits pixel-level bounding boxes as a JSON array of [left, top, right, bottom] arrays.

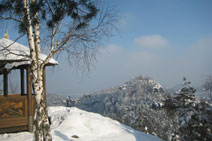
[[47, 75, 212, 140], [76, 75, 167, 112], [72, 75, 176, 140]]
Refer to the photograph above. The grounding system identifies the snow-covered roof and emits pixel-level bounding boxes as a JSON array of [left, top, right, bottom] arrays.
[[0, 38, 58, 69]]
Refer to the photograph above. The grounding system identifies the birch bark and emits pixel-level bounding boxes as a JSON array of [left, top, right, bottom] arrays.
[[24, 0, 52, 140]]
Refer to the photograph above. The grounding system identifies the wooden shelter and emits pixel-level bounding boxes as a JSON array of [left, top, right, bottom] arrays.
[[0, 32, 58, 133]]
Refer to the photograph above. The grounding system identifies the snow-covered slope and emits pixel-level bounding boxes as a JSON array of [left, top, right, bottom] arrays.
[[0, 106, 161, 141], [71, 75, 173, 140]]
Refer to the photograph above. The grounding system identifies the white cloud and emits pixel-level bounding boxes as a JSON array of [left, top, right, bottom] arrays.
[[189, 35, 212, 51], [104, 45, 124, 54], [47, 35, 212, 97], [93, 44, 160, 86], [92, 36, 212, 89], [134, 35, 169, 49]]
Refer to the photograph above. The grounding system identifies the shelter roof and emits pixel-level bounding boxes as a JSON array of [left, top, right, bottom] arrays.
[[0, 38, 58, 70]]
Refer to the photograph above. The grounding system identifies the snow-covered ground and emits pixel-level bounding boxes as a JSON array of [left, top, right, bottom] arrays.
[[0, 106, 161, 141]]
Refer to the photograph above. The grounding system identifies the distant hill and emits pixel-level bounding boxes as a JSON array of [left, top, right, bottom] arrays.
[[46, 94, 65, 106], [69, 75, 176, 140], [46, 75, 211, 140]]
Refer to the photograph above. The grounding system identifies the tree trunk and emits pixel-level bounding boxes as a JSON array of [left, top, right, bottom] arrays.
[[24, 0, 52, 140]]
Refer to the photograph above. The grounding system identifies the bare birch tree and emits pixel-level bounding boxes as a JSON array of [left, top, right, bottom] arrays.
[[0, 0, 117, 140]]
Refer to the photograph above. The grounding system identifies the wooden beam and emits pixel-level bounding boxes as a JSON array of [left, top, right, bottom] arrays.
[[20, 68, 25, 95], [0, 125, 28, 134], [43, 67, 46, 103], [3, 69, 8, 96], [27, 66, 33, 132]]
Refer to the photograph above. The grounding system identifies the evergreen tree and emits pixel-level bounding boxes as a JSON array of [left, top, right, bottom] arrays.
[[164, 77, 212, 141]]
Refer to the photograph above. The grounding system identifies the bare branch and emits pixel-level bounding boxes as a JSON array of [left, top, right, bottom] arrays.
[[0, 16, 22, 23], [0, 34, 25, 51]]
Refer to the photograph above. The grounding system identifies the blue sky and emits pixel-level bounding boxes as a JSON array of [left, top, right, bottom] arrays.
[[1, 0, 212, 98], [115, 0, 212, 48]]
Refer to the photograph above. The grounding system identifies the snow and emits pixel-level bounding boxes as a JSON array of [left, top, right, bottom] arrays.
[[0, 106, 161, 141], [0, 38, 58, 69]]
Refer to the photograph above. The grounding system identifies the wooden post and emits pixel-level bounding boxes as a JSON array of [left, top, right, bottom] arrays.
[[3, 69, 8, 96], [43, 66, 46, 103], [27, 66, 33, 132], [20, 68, 25, 95]]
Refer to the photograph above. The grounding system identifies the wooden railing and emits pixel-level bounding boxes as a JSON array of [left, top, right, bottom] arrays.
[[0, 94, 35, 133]]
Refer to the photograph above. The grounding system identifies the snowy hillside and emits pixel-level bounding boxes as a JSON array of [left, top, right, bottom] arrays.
[[69, 75, 175, 140], [0, 106, 161, 141]]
